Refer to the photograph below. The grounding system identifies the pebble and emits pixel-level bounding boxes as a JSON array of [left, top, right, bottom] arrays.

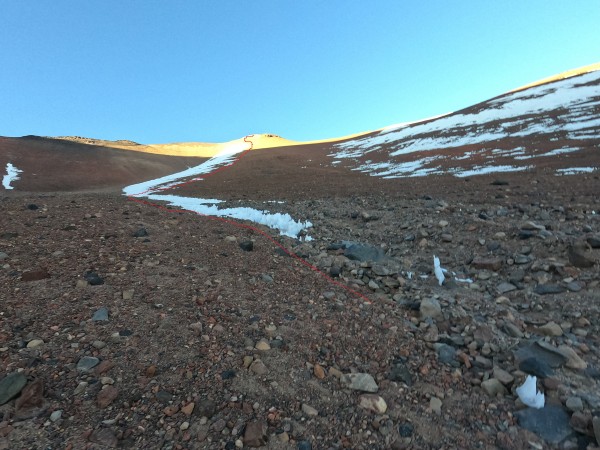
[[122, 289, 134, 300], [302, 403, 318, 417], [239, 240, 254, 251], [481, 378, 507, 397], [297, 440, 312, 450], [358, 394, 387, 414], [556, 345, 587, 370], [243, 420, 267, 447], [249, 360, 268, 375], [77, 356, 100, 372], [537, 322, 563, 337], [89, 428, 118, 448], [565, 396, 583, 412], [49, 410, 62, 422], [92, 307, 109, 322], [255, 339, 271, 351], [96, 386, 119, 409], [27, 339, 44, 348], [313, 364, 326, 379], [430, 397, 442, 415], [419, 298, 443, 321], [92, 340, 107, 349], [492, 367, 514, 385], [74, 382, 88, 395], [341, 373, 379, 392]]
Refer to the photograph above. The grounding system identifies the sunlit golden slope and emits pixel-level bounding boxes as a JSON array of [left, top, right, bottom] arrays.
[[49, 62, 600, 157], [508, 62, 600, 93]]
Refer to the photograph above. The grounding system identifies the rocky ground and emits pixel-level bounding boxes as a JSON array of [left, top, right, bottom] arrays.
[[1, 168, 600, 449]]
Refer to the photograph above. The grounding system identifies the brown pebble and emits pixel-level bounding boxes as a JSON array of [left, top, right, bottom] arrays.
[[181, 402, 195, 416], [163, 405, 179, 416], [146, 365, 157, 377], [97, 386, 119, 409], [313, 364, 326, 379]]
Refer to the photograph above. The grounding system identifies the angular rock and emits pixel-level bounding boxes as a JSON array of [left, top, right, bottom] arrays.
[[587, 235, 600, 248], [89, 428, 118, 448], [515, 405, 572, 444], [565, 396, 583, 412], [77, 356, 100, 372], [84, 271, 104, 286], [21, 269, 50, 282], [518, 357, 555, 378], [132, 227, 148, 237], [493, 367, 515, 385], [568, 242, 595, 268], [536, 322, 563, 337], [0, 373, 27, 405], [420, 298, 443, 321], [497, 282, 517, 294], [534, 284, 566, 295], [341, 373, 378, 392], [97, 386, 119, 408], [301, 403, 318, 417], [471, 256, 503, 271], [481, 378, 507, 397], [556, 345, 587, 370], [388, 363, 413, 386], [239, 240, 254, 251], [515, 342, 567, 370], [358, 394, 387, 414], [92, 307, 109, 322], [244, 420, 268, 447], [344, 243, 386, 263]]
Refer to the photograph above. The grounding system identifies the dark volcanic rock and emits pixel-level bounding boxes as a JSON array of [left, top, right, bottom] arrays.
[[0, 373, 28, 405], [133, 227, 148, 237], [21, 269, 51, 282], [84, 271, 104, 285], [515, 405, 572, 444], [534, 284, 566, 295], [239, 240, 254, 251], [344, 243, 386, 262], [519, 357, 554, 378]]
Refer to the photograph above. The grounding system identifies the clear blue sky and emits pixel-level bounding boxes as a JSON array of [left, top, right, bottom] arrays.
[[1, 1, 599, 143]]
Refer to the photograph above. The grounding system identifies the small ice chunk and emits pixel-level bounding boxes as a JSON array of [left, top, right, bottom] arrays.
[[516, 375, 545, 409], [433, 255, 445, 286]]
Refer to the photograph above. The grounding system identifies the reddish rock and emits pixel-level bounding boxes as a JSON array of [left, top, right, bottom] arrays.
[[97, 386, 119, 409], [21, 269, 50, 282], [244, 420, 268, 447]]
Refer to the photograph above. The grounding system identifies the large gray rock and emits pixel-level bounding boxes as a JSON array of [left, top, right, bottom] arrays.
[[0, 373, 27, 405], [515, 405, 572, 444], [341, 373, 379, 392], [420, 298, 443, 321], [343, 242, 386, 262]]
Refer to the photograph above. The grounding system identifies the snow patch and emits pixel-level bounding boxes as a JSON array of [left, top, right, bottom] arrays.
[[124, 143, 313, 239], [555, 167, 597, 175], [2, 163, 23, 190]]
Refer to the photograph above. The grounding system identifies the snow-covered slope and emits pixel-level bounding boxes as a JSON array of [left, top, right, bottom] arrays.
[[330, 69, 600, 178]]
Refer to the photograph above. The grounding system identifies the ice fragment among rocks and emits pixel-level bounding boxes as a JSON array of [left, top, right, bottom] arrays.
[[516, 375, 545, 409], [433, 255, 445, 286]]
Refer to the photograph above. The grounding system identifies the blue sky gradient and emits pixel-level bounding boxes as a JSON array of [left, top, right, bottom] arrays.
[[1, 1, 599, 143]]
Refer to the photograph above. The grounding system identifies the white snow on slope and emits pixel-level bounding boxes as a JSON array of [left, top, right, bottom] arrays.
[[124, 143, 313, 239], [330, 70, 600, 177], [2, 163, 23, 190]]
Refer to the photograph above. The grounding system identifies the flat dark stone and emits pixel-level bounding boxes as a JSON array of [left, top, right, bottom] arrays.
[[534, 284, 566, 295], [221, 369, 236, 380], [519, 357, 554, 378], [344, 243, 386, 262], [155, 390, 173, 404], [514, 342, 567, 370], [398, 422, 414, 437], [515, 405, 572, 444], [133, 227, 148, 237], [84, 271, 104, 285], [388, 363, 413, 386], [0, 373, 28, 405], [239, 240, 254, 251]]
